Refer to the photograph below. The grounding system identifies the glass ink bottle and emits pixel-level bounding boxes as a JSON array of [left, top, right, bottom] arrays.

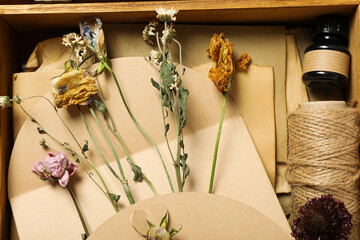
[[302, 14, 350, 90]]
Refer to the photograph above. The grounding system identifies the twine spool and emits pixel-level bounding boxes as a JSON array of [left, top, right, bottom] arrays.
[[286, 101, 360, 239]]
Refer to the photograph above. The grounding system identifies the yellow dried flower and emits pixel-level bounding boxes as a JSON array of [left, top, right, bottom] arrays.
[[236, 52, 251, 71], [207, 33, 235, 93], [51, 68, 98, 109]]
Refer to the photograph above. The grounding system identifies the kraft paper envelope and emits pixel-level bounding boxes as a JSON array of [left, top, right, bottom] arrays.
[[87, 193, 291, 240], [9, 57, 290, 239]]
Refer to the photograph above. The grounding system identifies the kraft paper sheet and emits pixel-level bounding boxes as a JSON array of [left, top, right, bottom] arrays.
[[8, 57, 290, 239]]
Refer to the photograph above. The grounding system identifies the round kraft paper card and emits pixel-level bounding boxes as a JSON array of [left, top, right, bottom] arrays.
[[88, 192, 291, 239]]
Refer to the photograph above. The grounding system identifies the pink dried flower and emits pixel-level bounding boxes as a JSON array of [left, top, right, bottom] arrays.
[[32, 151, 78, 187]]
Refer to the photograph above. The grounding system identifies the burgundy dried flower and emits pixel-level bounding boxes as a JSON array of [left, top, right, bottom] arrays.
[[291, 194, 353, 240]]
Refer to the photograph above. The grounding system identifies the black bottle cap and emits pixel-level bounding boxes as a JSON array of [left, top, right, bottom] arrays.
[[311, 14, 349, 44]]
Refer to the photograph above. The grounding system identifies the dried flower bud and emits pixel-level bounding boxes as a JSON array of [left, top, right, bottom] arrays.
[[39, 139, 46, 147], [13, 94, 21, 104], [236, 52, 251, 71], [150, 50, 162, 65], [62, 33, 84, 48], [0, 96, 12, 109], [147, 226, 171, 240], [161, 23, 176, 44], [143, 21, 158, 45], [145, 212, 180, 240], [169, 74, 180, 91], [80, 18, 107, 61]]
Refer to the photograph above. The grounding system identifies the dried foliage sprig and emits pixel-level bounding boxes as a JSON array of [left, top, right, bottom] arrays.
[[144, 7, 190, 192]]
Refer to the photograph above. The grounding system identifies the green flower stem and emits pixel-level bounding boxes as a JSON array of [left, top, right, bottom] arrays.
[[160, 102, 175, 164], [173, 95, 183, 192], [67, 186, 90, 238], [18, 103, 63, 145], [209, 93, 227, 194], [78, 106, 123, 183], [155, 32, 163, 56], [26, 95, 83, 151], [141, 173, 159, 196], [102, 61, 174, 193], [78, 53, 95, 68], [18, 102, 118, 212], [163, 22, 167, 57], [104, 110, 159, 196], [172, 39, 183, 80], [73, 150, 119, 212], [88, 105, 135, 205]]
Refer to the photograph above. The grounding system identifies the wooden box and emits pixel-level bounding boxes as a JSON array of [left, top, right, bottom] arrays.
[[1, 1, 360, 238]]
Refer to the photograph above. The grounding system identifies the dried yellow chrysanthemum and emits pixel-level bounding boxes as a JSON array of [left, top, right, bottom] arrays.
[[206, 33, 251, 93], [206, 33, 235, 93], [51, 68, 98, 109]]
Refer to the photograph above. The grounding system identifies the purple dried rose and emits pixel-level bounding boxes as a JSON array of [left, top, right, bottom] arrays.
[[291, 194, 353, 240], [32, 151, 78, 187]]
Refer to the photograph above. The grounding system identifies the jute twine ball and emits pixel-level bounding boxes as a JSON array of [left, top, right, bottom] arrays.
[[286, 102, 360, 239]]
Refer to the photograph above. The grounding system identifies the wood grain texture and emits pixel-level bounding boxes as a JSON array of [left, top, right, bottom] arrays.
[[0, 1, 358, 32], [0, 16, 18, 240], [0, 0, 359, 14], [348, 6, 360, 109]]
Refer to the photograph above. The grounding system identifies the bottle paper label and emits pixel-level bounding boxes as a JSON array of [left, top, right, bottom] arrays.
[[303, 49, 350, 78]]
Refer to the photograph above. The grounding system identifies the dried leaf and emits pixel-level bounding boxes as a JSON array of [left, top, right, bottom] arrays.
[[128, 160, 143, 182], [178, 86, 189, 130], [108, 192, 120, 203], [82, 140, 89, 153]]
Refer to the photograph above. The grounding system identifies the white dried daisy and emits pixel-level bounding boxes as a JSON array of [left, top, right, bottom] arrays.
[[142, 21, 158, 45], [62, 33, 84, 47], [156, 7, 178, 22], [150, 50, 162, 65], [161, 23, 176, 44]]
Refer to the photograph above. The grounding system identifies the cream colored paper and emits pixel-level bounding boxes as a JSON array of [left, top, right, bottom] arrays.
[[285, 35, 309, 114], [89, 193, 292, 240], [9, 57, 290, 239]]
